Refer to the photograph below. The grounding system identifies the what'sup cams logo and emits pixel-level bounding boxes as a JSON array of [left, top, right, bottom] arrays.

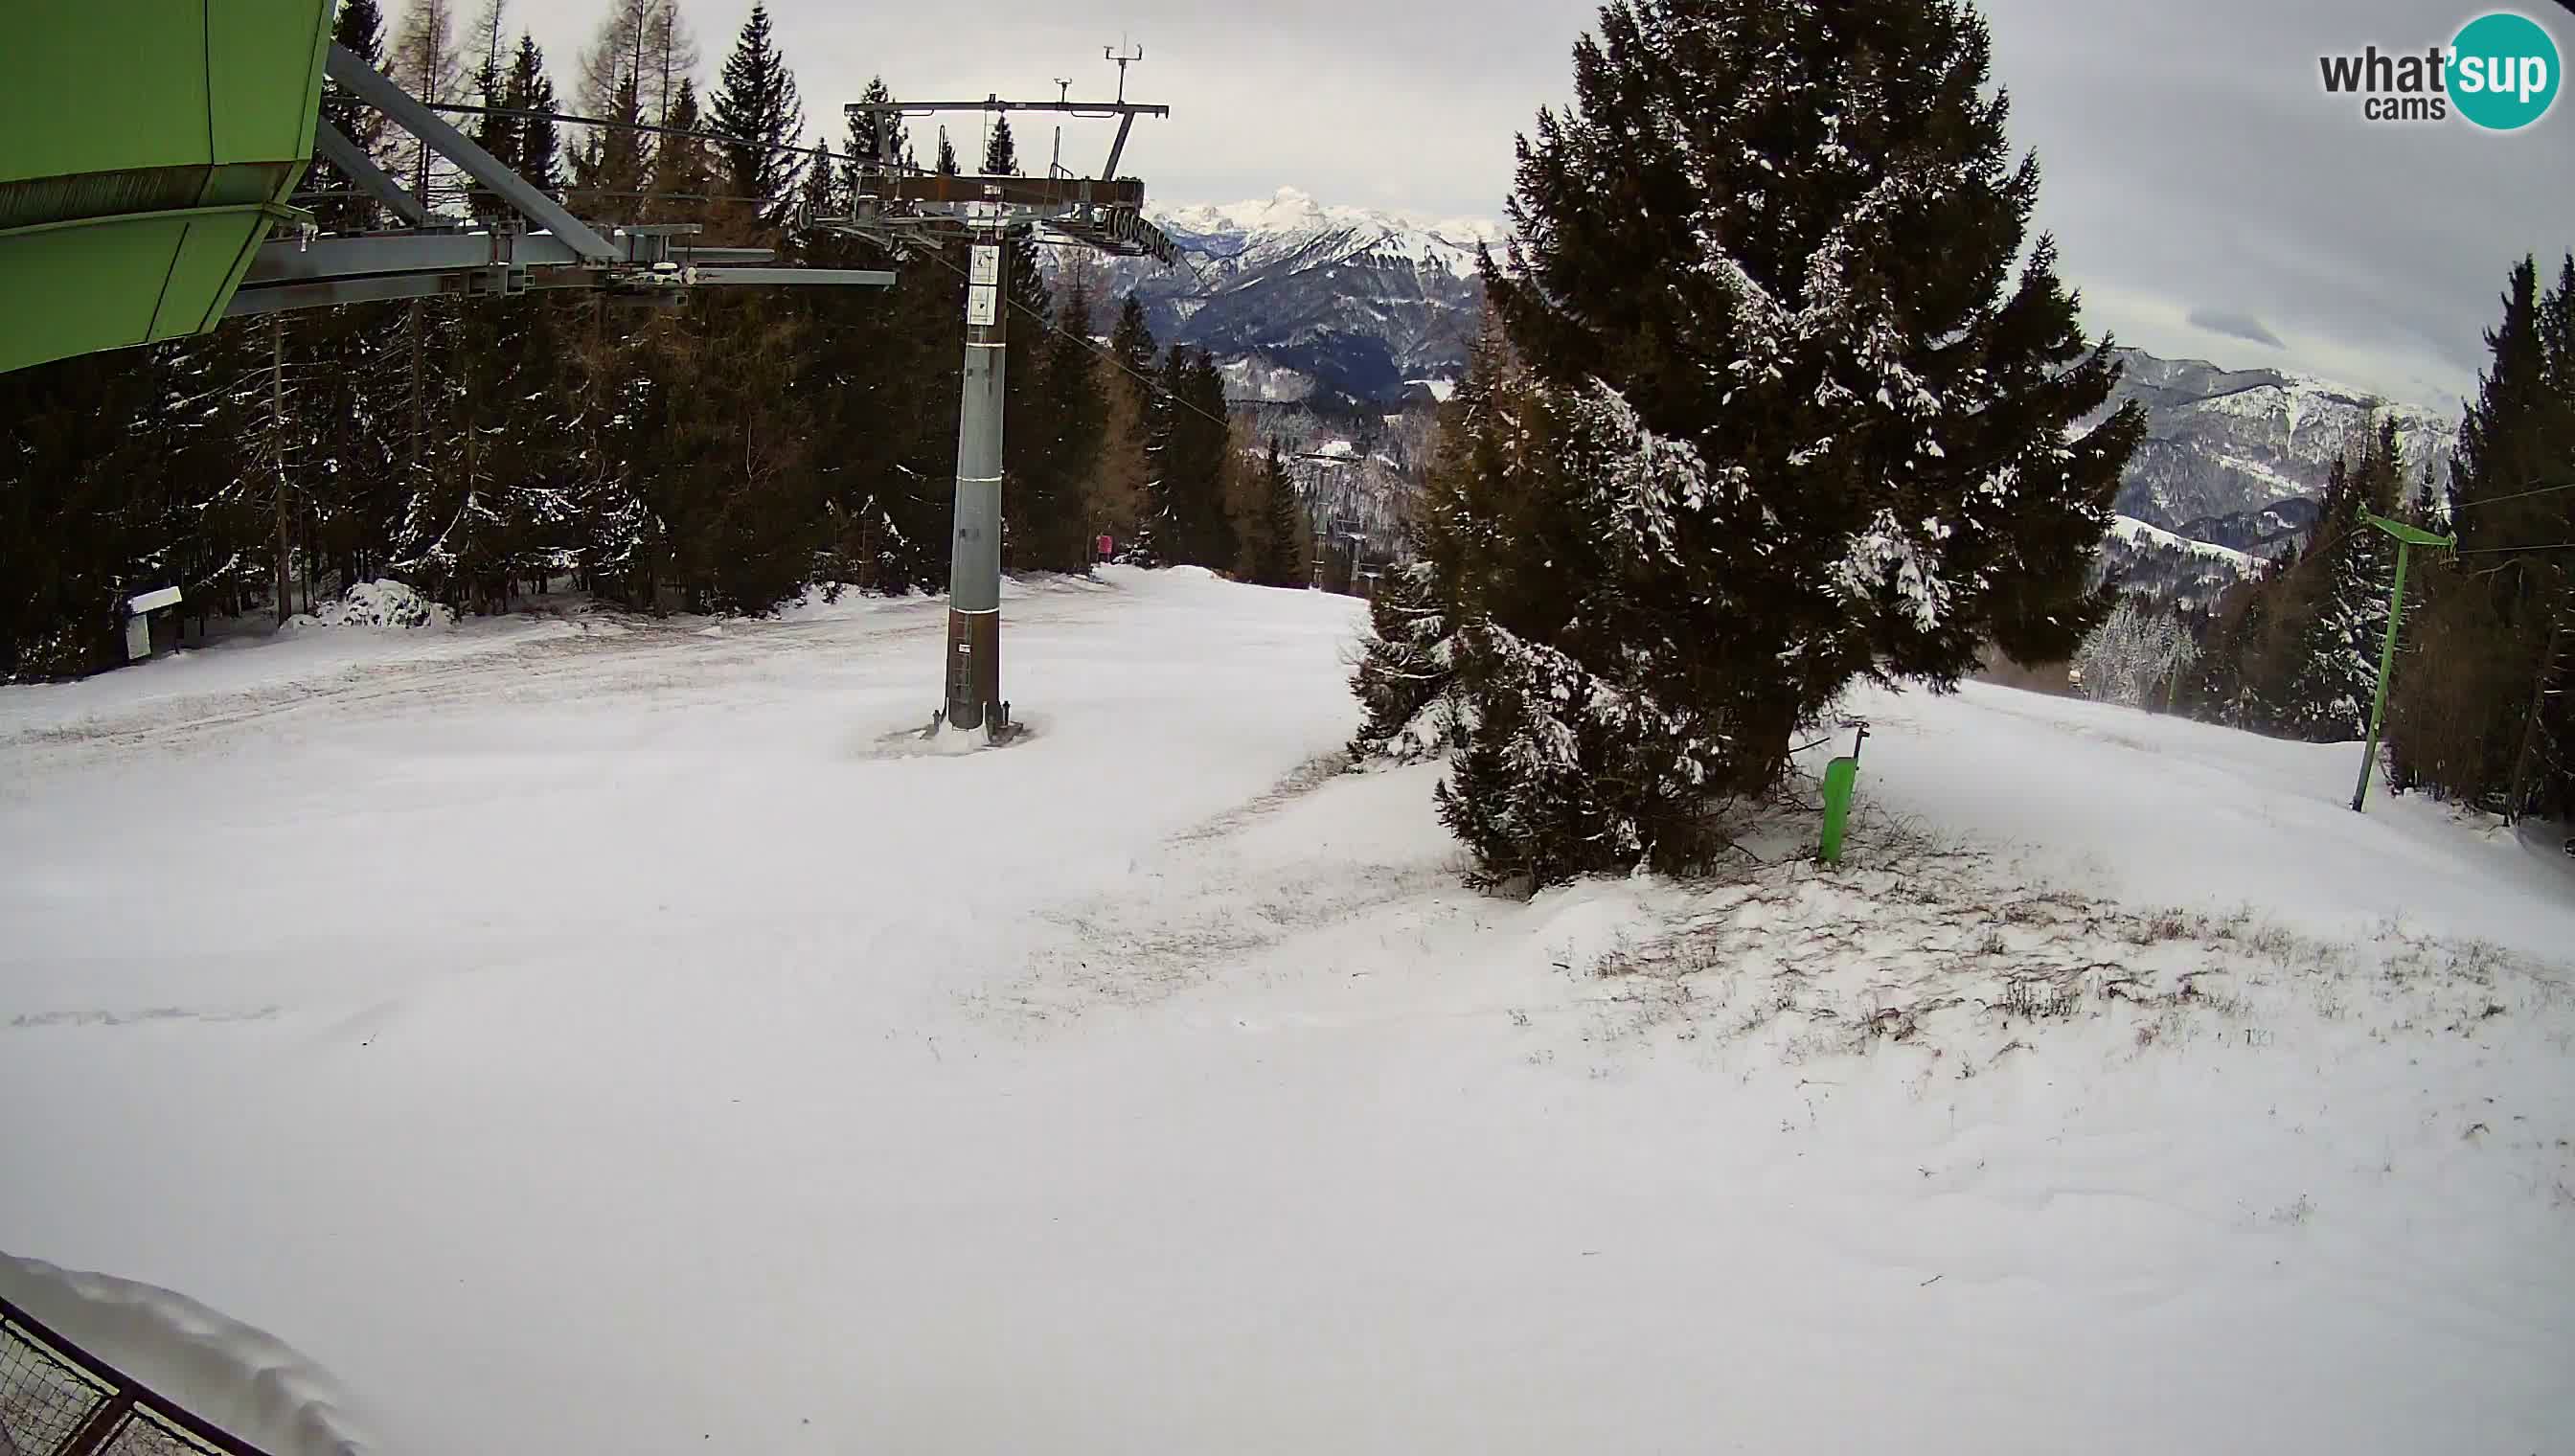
[[2317, 11, 2561, 129]]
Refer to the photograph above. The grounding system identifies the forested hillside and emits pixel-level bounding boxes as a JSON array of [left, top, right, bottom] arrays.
[[0, 0, 1310, 679]]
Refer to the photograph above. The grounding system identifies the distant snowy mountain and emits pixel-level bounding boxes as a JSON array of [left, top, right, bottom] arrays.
[[1075, 192, 2465, 583], [2099, 513, 2268, 611], [1076, 187, 1500, 408], [2092, 350, 2458, 534]]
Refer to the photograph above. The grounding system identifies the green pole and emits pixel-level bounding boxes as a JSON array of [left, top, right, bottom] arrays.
[[1819, 758, 1857, 863], [2351, 540, 2412, 813], [1818, 725, 1868, 864], [2350, 510, 2455, 814]]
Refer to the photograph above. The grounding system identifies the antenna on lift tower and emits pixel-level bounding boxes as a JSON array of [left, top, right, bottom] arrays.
[[1106, 43, 1143, 104], [830, 47, 1177, 745], [1051, 79, 1071, 175]]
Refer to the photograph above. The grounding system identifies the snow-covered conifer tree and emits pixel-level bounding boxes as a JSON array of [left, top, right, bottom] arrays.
[[1433, 0, 2143, 883], [2278, 421, 2402, 741]]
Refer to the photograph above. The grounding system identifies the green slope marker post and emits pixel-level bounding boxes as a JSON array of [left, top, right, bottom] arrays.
[[1818, 724, 1869, 864], [2350, 510, 2456, 813]]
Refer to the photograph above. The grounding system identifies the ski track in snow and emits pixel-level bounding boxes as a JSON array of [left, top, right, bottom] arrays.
[[4, 568, 2573, 1454], [1164, 749, 1355, 845]]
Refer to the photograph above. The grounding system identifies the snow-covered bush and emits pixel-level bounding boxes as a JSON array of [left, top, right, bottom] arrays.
[[287, 580, 456, 631]]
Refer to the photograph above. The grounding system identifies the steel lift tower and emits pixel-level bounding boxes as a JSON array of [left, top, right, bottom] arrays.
[[831, 51, 1177, 742]]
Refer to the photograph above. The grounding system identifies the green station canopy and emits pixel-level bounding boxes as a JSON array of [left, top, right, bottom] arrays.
[[0, 2, 333, 375]]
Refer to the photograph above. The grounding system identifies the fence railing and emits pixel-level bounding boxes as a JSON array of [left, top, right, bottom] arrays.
[[0, 1290, 275, 1456]]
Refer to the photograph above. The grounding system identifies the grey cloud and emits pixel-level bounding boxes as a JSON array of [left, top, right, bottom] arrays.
[[2186, 308, 2287, 350]]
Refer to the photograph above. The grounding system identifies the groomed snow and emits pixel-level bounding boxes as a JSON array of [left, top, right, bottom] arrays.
[[4, 569, 2570, 1453]]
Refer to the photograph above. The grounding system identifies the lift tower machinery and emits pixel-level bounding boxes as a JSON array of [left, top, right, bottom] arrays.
[[4, 8, 891, 377], [829, 51, 1178, 742]]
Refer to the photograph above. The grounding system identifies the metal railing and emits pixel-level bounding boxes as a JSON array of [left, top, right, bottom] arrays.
[[0, 1292, 275, 1456]]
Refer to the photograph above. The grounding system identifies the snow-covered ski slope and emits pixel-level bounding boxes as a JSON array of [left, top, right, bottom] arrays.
[[4, 568, 2570, 1454]]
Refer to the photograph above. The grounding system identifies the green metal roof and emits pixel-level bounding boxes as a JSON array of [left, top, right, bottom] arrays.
[[1, 1, 333, 375]]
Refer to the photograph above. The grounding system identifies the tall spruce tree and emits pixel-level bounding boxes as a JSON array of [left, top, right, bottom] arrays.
[[1153, 347, 1236, 569], [793, 137, 837, 227], [710, 3, 807, 236], [465, 1, 514, 223], [2277, 423, 2403, 741], [2528, 256, 2575, 819], [1246, 441, 1310, 586], [1089, 295, 1160, 559], [973, 90, 1056, 570], [646, 80, 715, 222], [982, 118, 1020, 176], [1109, 294, 1157, 383], [2388, 255, 2575, 815], [463, 26, 573, 605], [1024, 270, 1107, 571], [854, 244, 969, 592], [1188, 353, 1236, 570], [506, 34, 562, 197], [841, 78, 909, 201], [569, 64, 649, 216], [1421, 0, 2140, 883]]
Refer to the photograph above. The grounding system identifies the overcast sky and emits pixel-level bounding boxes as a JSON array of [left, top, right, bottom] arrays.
[[514, 0, 2573, 409]]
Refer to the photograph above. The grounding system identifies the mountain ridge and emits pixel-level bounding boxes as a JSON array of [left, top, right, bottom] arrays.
[[1084, 187, 2465, 570], [1074, 186, 1498, 408]]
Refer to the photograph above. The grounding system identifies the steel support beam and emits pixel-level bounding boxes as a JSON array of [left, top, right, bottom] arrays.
[[244, 232, 797, 286], [313, 121, 439, 229], [228, 271, 496, 315], [878, 173, 1144, 209], [325, 42, 617, 261], [695, 266, 896, 287], [845, 99, 1169, 118], [243, 230, 581, 284], [230, 260, 894, 316], [1103, 113, 1137, 181]]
